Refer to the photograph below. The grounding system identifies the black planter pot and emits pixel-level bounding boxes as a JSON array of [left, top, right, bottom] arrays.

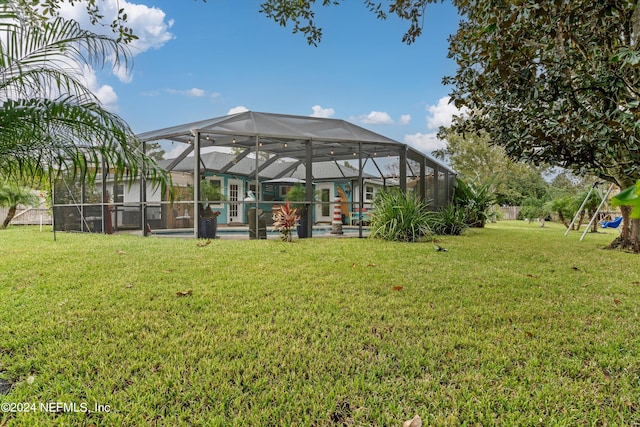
[[198, 217, 217, 239], [296, 214, 309, 239]]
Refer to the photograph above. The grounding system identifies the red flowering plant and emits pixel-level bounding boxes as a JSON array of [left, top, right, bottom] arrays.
[[272, 202, 299, 242]]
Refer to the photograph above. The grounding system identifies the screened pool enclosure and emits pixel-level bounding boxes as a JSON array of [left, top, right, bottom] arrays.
[[52, 111, 456, 238]]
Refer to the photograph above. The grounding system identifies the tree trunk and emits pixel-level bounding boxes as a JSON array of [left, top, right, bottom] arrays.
[[1, 205, 17, 229], [575, 211, 586, 230], [557, 211, 569, 228], [632, 218, 640, 253], [606, 206, 640, 253]]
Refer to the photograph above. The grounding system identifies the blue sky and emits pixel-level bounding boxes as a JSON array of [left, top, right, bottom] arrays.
[[62, 1, 464, 157]]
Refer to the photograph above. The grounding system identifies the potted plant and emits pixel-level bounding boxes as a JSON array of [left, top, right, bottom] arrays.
[[285, 184, 310, 238], [198, 180, 225, 238]]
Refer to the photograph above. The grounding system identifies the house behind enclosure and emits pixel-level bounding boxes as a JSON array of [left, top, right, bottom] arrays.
[[156, 151, 390, 228], [53, 153, 418, 232], [52, 111, 455, 236]]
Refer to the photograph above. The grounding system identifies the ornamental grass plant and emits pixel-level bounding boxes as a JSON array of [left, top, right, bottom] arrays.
[[369, 189, 434, 242]]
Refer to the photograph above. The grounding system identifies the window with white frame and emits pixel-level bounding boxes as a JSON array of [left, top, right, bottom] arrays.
[[113, 184, 124, 204], [365, 184, 375, 202]]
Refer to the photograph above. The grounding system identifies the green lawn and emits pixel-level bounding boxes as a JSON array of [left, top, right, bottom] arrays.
[[0, 222, 638, 426]]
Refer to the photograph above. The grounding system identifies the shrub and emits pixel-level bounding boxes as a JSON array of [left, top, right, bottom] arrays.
[[520, 196, 551, 223], [545, 194, 575, 227], [430, 205, 468, 236], [454, 177, 497, 228], [199, 180, 226, 218], [369, 189, 433, 242], [284, 184, 307, 214]]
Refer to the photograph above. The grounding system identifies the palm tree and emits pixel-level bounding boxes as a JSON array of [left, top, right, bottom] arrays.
[[0, 182, 39, 228], [0, 1, 168, 187]]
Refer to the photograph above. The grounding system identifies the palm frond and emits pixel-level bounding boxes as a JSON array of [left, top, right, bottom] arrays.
[[0, 181, 38, 208], [0, 97, 169, 189], [0, 6, 131, 101], [0, 2, 169, 193]]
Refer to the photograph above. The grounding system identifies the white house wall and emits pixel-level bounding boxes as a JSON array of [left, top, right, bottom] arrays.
[[352, 180, 385, 204]]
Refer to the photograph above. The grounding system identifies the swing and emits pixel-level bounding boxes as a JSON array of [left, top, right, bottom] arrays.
[[600, 216, 622, 229]]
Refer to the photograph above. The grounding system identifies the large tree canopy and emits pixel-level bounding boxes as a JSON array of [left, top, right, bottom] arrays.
[[260, 0, 640, 183], [444, 1, 640, 188], [433, 129, 550, 206], [443, 0, 640, 249]]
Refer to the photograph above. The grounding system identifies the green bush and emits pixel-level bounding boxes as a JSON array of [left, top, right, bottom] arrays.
[[454, 177, 497, 228], [285, 184, 306, 210], [369, 189, 433, 242], [200, 179, 225, 203], [545, 194, 575, 227], [520, 196, 551, 222], [430, 205, 468, 236]]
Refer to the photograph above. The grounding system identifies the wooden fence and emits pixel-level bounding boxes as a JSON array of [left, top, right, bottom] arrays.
[[0, 200, 52, 226], [499, 206, 521, 221]]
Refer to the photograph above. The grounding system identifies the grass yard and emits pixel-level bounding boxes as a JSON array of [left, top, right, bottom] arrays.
[[0, 221, 638, 426]]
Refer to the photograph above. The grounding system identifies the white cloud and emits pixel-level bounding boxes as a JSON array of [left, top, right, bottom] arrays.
[[426, 96, 467, 130], [54, 0, 174, 110], [228, 106, 249, 115], [357, 111, 394, 125], [112, 63, 134, 84], [186, 88, 205, 97], [59, 0, 174, 53], [58, 0, 174, 83], [92, 85, 118, 110], [80, 65, 118, 111], [125, 6, 174, 53], [166, 88, 207, 97], [405, 97, 467, 154], [404, 132, 447, 154], [310, 105, 335, 118], [352, 111, 411, 125]]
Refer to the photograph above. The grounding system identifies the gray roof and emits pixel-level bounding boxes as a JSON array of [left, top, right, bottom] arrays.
[[139, 111, 453, 173], [138, 111, 398, 145], [158, 152, 255, 176], [159, 151, 377, 181]]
